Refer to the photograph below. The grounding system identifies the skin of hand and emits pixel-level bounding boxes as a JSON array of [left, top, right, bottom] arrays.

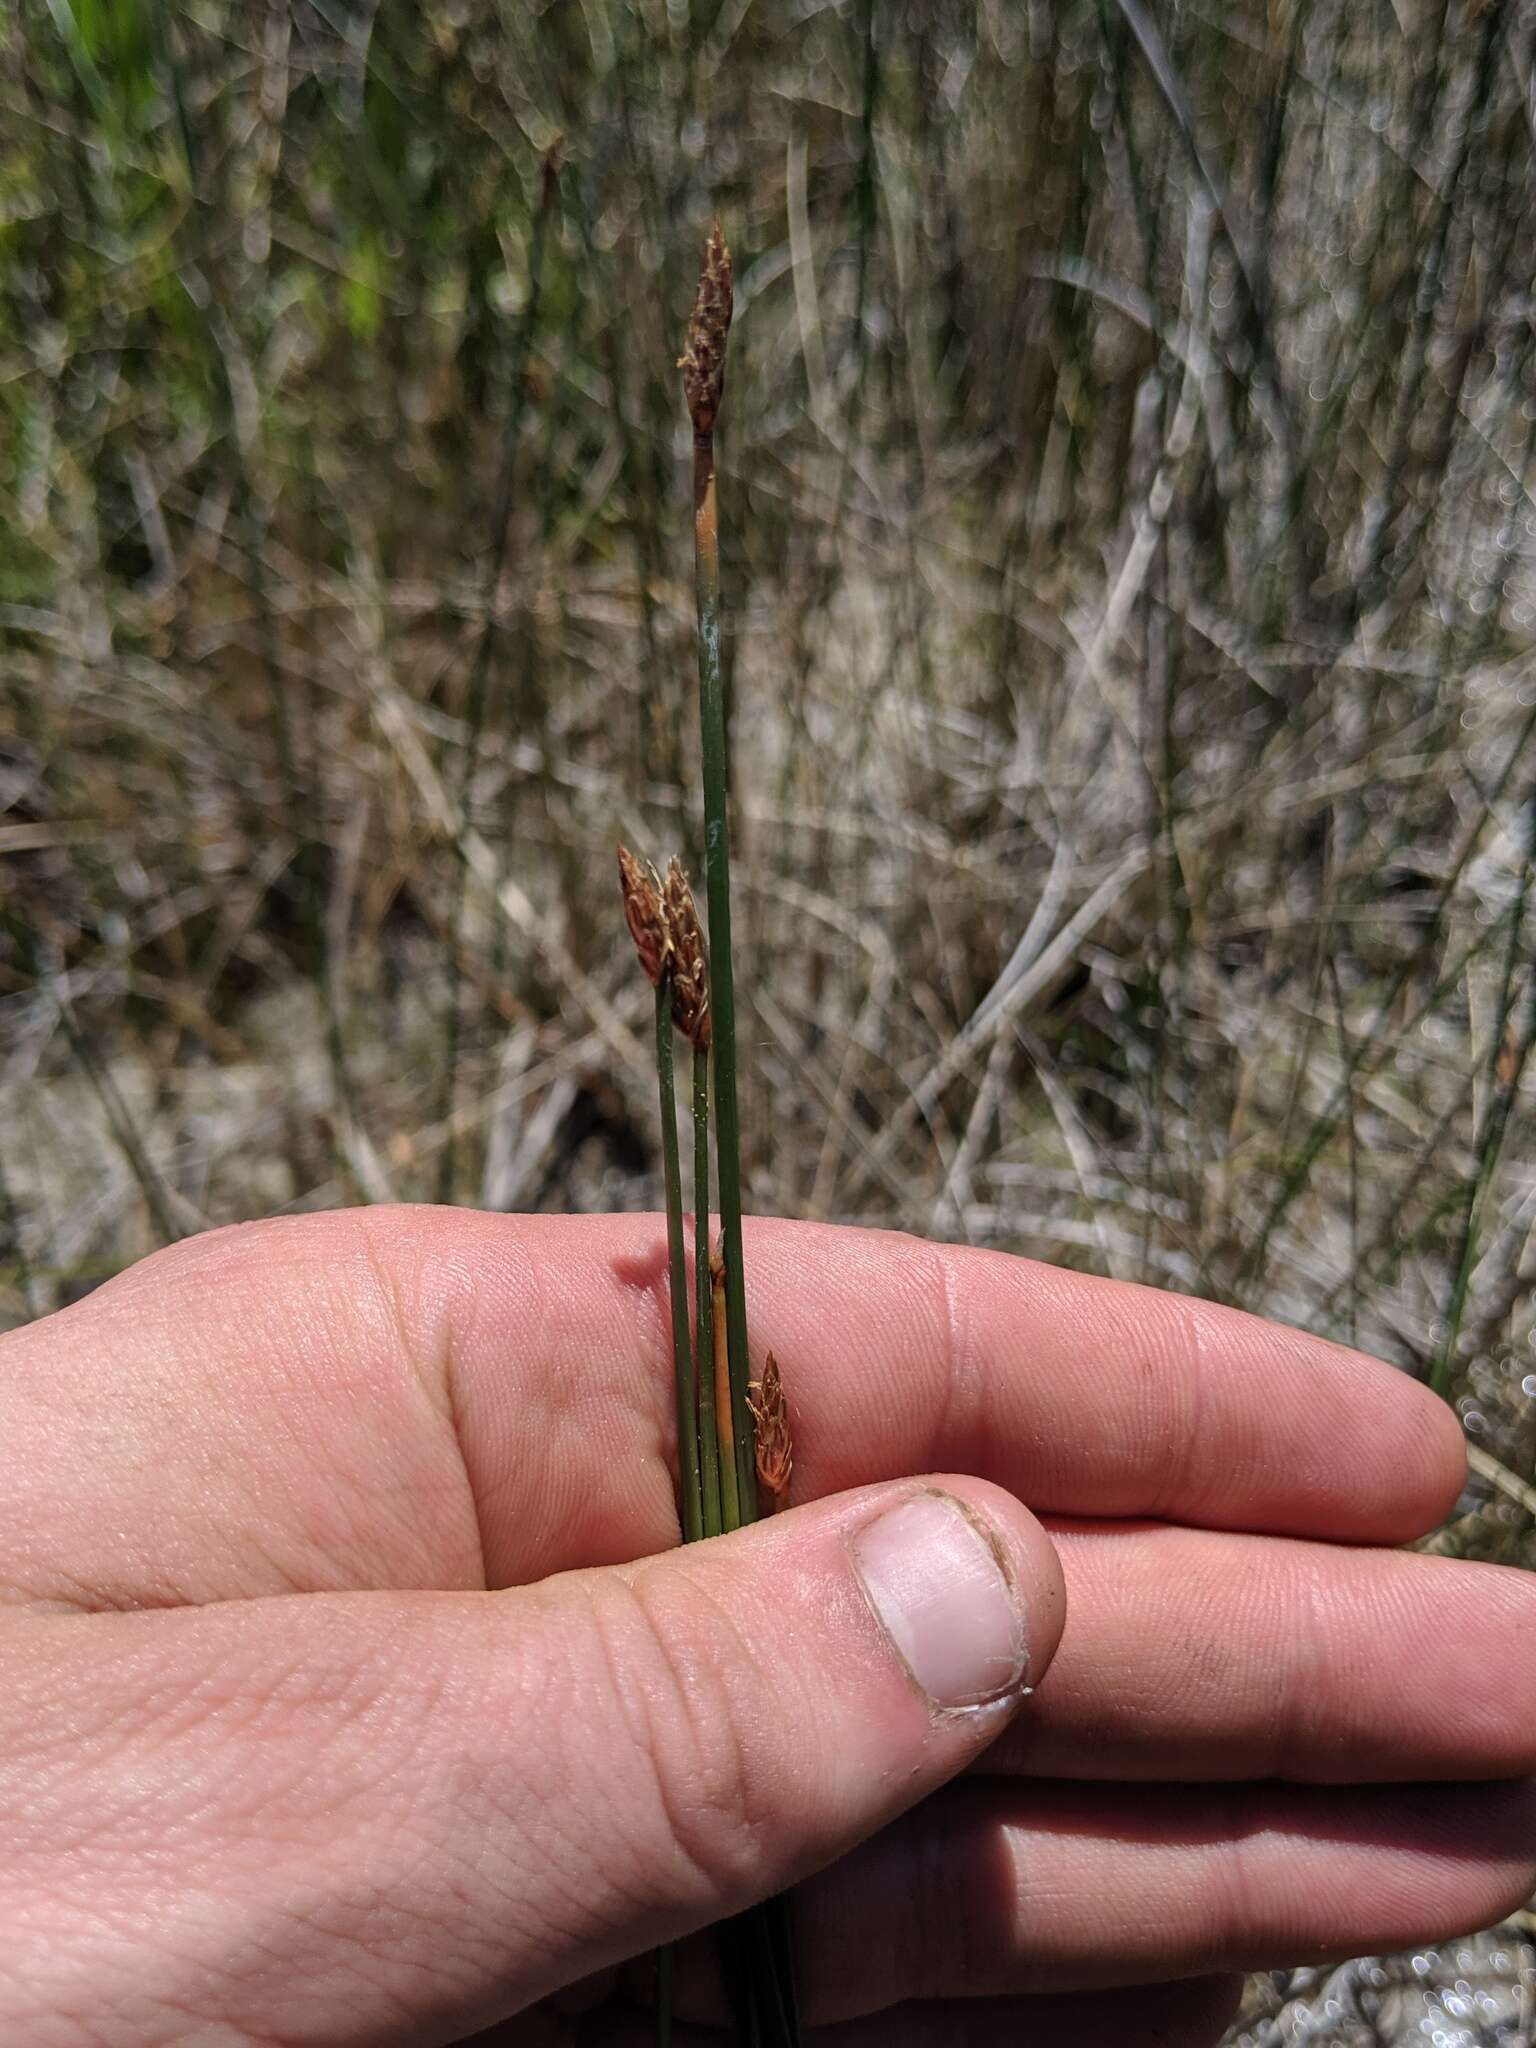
[[0, 1209, 1531, 2048]]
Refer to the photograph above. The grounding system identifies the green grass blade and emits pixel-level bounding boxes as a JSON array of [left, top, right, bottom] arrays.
[[694, 1043, 723, 1538], [694, 436, 758, 1527], [658, 980, 702, 1545]]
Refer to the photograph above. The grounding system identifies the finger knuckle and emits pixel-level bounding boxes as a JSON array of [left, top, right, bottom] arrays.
[[584, 1565, 776, 1910]]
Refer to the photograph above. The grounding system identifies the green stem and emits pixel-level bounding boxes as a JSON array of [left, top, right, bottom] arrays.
[[693, 433, 758, 1524], [694, 1044, 723, 1538], [712, 1246, 742, 1533], [655, 1942, 673, 2048], [686, 239, 797, 2048], [657, 980, 702, 1544]]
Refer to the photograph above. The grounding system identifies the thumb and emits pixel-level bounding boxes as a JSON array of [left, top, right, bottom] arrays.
[[3, 1477, 1063, 2046]]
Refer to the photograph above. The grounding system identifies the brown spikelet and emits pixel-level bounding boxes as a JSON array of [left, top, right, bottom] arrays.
[[663, 857, 711, 1051], [748, 1351, 792, 1511], [679, 226, 733, 436], [617, 843, 669, 987]]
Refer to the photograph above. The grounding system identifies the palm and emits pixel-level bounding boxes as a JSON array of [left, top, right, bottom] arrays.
[[2, 1208, 1530, 2046]]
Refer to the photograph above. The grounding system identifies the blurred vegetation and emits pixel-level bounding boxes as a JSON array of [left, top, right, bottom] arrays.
[[4, 8, 1536, 2024], [9, 0, 1536, 1457]]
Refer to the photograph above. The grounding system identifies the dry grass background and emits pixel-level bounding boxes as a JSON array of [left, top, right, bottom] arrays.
[[4, 1, 1536, 2038]]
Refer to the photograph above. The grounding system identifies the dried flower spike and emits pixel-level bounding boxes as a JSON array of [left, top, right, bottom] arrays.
[[663, 857, 711, 1052], [679, 225, 733, 436], [748, 1351, 792, 1511], [617, 843, 669, 987]]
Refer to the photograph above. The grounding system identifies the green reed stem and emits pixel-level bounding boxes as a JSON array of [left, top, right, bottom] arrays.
[[693, 432, 758, 1525], [657, 978, 702, 1545], [655, 1942, 673, 2048], [711, 1240, 742, 1533], [694, 1044, 723, 1538], [685, 235, 798, 2046]]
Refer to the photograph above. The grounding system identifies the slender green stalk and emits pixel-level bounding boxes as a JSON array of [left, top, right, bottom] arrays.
[[657, 977, 702, 1545], [683, 226, 798, 2048], [655, 1942, 673, 2048], [620, 850, 697, 2044], [750, 1901, 801, 2042], [690, 416, 757, 1522], [711, 1245, 742, 1532], [694, 1045, 723, 1538]]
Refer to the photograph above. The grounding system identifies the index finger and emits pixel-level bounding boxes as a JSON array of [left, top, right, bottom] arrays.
[[0, 1208, 1463, 1611], [446, 1210, 1463, 1562], [730, 1217, 1457, 1534]]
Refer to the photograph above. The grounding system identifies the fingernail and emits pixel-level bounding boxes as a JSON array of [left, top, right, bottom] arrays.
[[849, 1491, 1027, 1711]]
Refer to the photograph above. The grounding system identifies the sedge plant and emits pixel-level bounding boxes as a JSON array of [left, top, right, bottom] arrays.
[[665, 858, 727, 1537], [615, 227, 799, 2048], [680, 228, 761, 1528], [681, 222, 800, 2048], [619, 847, 703, 1544]]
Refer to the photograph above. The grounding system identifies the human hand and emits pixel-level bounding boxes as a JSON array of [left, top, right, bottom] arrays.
[[0, 1209, 1529, 2047]]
